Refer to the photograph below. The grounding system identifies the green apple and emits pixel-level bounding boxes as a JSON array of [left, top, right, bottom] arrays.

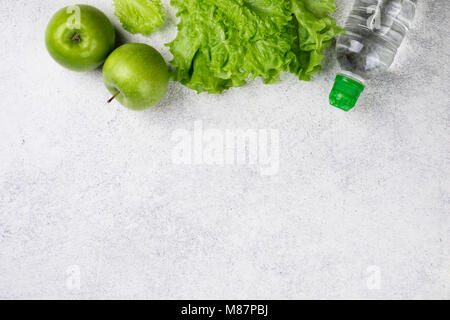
[[46, 5, 115, 72], [103, 43, 169, 110]]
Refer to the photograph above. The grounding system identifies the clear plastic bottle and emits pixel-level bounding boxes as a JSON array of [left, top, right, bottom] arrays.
[[330, 0, 417, 111]]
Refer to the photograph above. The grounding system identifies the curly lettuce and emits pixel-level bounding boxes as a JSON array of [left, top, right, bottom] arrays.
[[167, 0, 344, 94], [114, 0, 165, 36]]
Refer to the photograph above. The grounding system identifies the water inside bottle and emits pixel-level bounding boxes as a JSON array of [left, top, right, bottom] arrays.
[[336, 0, 417, 80]]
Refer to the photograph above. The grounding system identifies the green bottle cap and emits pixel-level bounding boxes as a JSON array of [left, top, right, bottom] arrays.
[[329, 75, 365, 111]]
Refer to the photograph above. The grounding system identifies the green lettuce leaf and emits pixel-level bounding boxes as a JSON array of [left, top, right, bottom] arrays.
[[167, 0, 344, 94], [303, 0, 337, 17], [114, 0, 165, 36]]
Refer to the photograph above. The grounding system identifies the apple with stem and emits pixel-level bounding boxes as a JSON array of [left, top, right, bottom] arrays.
[[103, 43, 169, 110], [46, 5, 115, 72]]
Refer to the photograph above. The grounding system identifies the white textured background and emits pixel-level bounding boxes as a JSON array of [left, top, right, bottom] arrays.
[[0, 0, 449, 299]]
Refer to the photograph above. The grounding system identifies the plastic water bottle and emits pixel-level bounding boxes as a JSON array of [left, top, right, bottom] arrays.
[[329, 0, 417, 111]]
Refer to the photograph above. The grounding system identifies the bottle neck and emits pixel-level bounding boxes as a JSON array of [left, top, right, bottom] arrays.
[[339, 71, 366, 86]]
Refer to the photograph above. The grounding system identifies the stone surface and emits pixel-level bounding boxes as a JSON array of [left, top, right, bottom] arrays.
[[0, 0, 449, 299]]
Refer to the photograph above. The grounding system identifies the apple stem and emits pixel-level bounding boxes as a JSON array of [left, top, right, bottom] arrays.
[[107, 92, 120, 104], [72, 33, 82, 43]]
